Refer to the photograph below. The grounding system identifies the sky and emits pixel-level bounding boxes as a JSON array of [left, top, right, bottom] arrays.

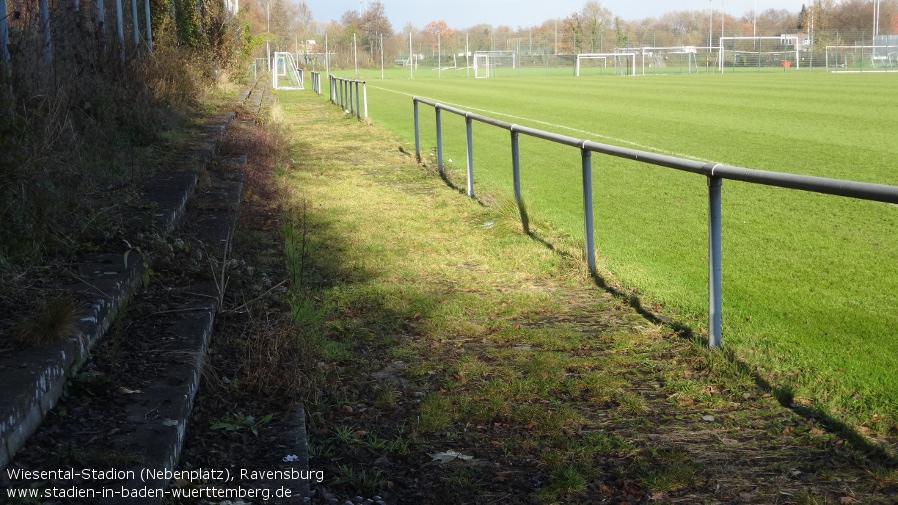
[[310, 0, 810, 30]]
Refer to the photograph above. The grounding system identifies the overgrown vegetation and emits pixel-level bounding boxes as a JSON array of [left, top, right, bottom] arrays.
[[0, 0, 262, 346], [0, 0, 256, 268]]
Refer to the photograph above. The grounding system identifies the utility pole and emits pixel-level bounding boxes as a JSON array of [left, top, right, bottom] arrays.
[[266, 0, 270, 71]]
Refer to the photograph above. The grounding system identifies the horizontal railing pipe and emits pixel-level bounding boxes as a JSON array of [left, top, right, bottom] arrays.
[[411, 96, 898, 349]]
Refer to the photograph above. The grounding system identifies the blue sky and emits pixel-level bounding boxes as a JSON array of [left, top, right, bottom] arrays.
[[311, 0, 809, 29]]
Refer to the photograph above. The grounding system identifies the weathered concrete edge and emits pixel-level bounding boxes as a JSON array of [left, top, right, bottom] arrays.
[[0, 111, 236, 472]]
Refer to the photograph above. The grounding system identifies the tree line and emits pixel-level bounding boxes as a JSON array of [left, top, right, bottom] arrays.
[[256, 0, 897, 69]]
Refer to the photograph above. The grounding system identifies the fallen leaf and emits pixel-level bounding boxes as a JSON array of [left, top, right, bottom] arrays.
[[429, 450, 474, 463], [523, 421, 538, 430], [840, 497, 857, 504], [810, 428, 825, 435]]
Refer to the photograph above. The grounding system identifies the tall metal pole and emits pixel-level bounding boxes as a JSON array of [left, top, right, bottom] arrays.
[[130, 0, 139, 46], [873, 0, 881, 40], [97, 0, 106, 36], [409, 32, 413, 79], [115, 0, 124, 60], [753, 0, 757, 38], [39, 0, 53, 65], [144, 0, 153, 50], [438, 32, 441, 79], [266, 0, 270, 72], [708, 1, 712, 54], [0, 0, 11, 71], [325, 33, 329, 76]]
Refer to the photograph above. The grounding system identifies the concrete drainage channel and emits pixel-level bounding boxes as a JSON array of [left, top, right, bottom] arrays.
[[0, 82, 310, 503]]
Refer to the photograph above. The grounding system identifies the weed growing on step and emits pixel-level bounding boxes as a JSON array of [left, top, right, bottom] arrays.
[[210, 412, 274, 437]]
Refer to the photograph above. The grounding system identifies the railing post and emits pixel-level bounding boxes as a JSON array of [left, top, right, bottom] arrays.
[[362, 82, 368, 119], [465, 115, 474, 198], [436, 106, 444, 174], [581, 147, 596, 275], [708, 174, 723, 348], [413, 98, 421, 163], [355, 81, 361, 119], [347, 80, 353, 114], [511, 126, 522, 206]]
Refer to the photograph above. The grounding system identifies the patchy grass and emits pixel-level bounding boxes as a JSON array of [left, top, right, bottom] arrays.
[[359, 73, 898, 435], [276, 90, 897, 504]]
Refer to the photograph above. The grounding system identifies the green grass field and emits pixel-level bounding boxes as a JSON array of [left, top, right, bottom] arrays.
[[321, 69, 898, 434]]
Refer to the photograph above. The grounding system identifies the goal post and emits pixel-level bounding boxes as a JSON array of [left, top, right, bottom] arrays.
[[272, 52, 305, 90], [473, 51, 516, 78], [576, 53, 636, 76]]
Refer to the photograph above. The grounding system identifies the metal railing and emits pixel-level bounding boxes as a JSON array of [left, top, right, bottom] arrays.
[[311, 72, 322, 95], [329, 75, 368, 119], [412, 96, 898, 348]]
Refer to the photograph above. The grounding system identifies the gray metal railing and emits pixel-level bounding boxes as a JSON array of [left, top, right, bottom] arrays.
[[413, 96, 898, 348], [329, 75, 368, 119]]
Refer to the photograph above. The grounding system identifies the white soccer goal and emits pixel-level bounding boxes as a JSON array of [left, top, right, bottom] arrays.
[[272, 52, 305, 90], [718, 36, 801, 72], [825, 45, 898, 72], [640, 46, 700, 75], [473, 51, 516, 78], [576, 53, 636, 76]]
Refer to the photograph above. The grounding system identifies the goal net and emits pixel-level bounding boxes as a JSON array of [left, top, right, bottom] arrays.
[[640, 46, 700, 75], [825, 45, 898, 71], [576, 53, 636, 76], [272, 52, 305, 90], [473, 51, 516, 78], [718, 36, 801, 71]]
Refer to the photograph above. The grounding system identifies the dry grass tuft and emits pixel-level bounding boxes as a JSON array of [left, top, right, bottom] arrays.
[[9, 295, 80, 345], [236, 314, 316, 403]]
